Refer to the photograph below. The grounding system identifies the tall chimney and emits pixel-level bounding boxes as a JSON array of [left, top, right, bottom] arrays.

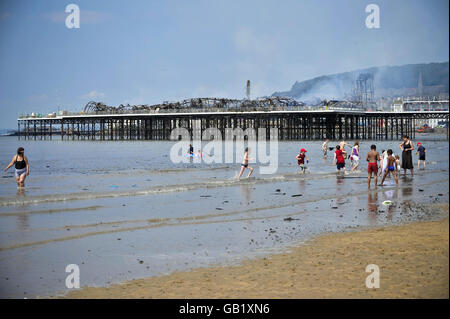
[[246, 80, 251, 100]]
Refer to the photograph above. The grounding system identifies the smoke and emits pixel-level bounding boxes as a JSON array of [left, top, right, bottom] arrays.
[[275, 62, 449, 103], [294, 78, 353, 103], [279, 71, 355, 103]]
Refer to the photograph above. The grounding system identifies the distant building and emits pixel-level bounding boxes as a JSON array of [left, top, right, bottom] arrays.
[[392, 99, 403, 112]]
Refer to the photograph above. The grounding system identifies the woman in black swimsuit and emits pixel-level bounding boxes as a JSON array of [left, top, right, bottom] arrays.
[[399, 135, 414, 176], [4, 147, 30, 188]]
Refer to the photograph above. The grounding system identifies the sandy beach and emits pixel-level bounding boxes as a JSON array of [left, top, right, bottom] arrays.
[[64, 203, 448, 299]]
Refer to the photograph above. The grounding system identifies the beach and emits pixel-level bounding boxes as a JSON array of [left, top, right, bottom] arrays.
[[0, 136, 448, 298], [65, 205, 449, 299]]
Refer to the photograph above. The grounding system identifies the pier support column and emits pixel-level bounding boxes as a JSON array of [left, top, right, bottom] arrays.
[[350, 116, 354, 140], [447, 117, 449, 141]]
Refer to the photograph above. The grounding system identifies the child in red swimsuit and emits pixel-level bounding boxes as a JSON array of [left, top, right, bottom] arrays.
[[333, 145, 346, 173], [296, 148, 308, 174]]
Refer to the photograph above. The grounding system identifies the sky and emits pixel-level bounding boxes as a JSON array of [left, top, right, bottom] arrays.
[[0, 0, 448, 128]]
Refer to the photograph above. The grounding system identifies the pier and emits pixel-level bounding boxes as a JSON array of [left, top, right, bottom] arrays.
[[17, 109, 449, 141]]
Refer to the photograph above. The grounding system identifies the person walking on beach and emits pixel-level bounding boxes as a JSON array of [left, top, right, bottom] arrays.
[[400, 135, 414, 176], [333, 145, 346, 174], [296, 148, 308, 174], [380, 149, 399, 186], [4, 147, 30, 188], [237, 147, 254, 180], [322, 139, 329, 158], [416, 142, 426, 169], [366, 144, 380, 188], [350, 141, 360, 171]]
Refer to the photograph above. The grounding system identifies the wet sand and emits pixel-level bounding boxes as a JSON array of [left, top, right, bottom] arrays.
[[64, 203, 448, 299]]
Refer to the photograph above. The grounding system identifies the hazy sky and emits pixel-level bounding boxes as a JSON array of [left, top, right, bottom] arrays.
[[0, 0, 448, 128]]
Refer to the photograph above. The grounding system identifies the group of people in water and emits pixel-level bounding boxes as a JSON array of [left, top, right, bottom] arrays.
[[4, 135, 427, 188], [322, 139, 361, 172], [319, 135, 424, 188], [237, 134, 425, 186]]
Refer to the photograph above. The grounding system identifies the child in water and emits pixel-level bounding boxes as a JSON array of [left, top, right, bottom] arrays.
[[237, 147, 254, 180], [378, 149, 387, 177], [296, 148, 308, 174], [322, 139, 329, 158], [395, 155, 401, 173], [416, 142, 426, 169], [333, 145, 346, 174], [379, 149, 399, 186], [350, 141, 360, 171]]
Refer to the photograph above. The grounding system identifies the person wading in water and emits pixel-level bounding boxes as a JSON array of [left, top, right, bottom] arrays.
[[400, 135, 414, 176], [237, 147, 254, 180], [4, 147, 30, 188]]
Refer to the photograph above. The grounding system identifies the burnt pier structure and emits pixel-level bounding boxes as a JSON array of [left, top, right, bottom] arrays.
[[17, 110, 449, 141]]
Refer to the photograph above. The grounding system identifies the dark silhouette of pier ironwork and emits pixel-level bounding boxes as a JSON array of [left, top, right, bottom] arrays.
[[17, 98, 448, 141]]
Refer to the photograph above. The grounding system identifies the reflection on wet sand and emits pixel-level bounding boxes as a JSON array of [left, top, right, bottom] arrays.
[[334, 176, 349, 209], [336, 175, 344, 186], [16, 188, 25, 197], [382, 188, 398, 220], [402, 185, 413, 198], [17, 214, 30, 231], [15, 188, 30, 230], [297, 178, 306, 192], [367, 191, 379, 222], [239, 184, 254, 205]]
